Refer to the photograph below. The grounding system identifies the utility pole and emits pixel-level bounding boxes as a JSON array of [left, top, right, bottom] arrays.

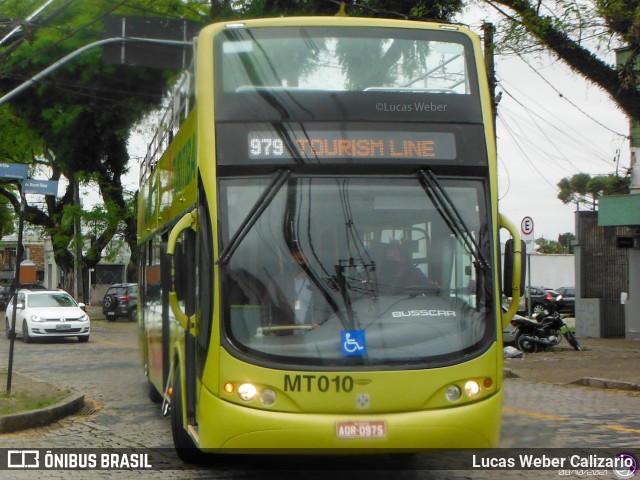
[[73, 176, 82, 301], [6, 192, 25, 395]]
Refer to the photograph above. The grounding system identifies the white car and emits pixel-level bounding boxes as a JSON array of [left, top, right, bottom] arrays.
[[4, 289, 90, 343]]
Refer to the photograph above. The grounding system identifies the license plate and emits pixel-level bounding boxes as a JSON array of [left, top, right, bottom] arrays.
[[336, 420, 386, 439], [56, 324, 71, 330]]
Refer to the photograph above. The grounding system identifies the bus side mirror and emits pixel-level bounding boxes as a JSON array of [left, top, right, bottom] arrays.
[[503, 239, 526, 298], [499, 214, 524, 328]]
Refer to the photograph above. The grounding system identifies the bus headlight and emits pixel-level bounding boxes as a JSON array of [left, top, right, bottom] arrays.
[[464, 380, 481, 398], [259, 388, 277, 406], [445, 385, 461, 402], [237, 383, 257, 401]]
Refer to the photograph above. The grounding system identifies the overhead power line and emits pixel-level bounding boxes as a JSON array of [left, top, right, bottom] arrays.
[[0, 0, 58, 47], [515, 53, 628, 139]]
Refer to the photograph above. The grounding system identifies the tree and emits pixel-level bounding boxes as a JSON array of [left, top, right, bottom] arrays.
[[535, 232, 574, 253], [558, 172, 630, 210], [211, 0, 464, 22], [0, 108, 40, 238], [0, 0, 209, 289], [482, 0, 640, 122]]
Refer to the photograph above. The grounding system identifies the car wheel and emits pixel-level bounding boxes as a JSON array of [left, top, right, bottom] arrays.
[[22, 320, 31, 343], [103, 294, 118, 312], [78, 335, 89, 343], [128, 307, 137, 322]]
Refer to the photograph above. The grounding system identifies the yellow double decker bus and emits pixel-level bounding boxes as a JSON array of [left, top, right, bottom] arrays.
[[138, 16, 524, 461]]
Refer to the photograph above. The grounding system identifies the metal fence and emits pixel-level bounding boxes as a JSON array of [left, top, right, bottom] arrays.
[[577, 211, 627, 338]]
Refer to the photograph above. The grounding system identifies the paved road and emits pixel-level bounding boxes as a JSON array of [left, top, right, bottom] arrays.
[[1, 318, 639, 479]]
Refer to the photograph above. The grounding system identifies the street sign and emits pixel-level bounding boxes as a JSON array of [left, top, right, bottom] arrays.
[[102, 15, 202, 70], [521, 216, 535, 254], [0, 163, 28, 179], [521, 216, 534, 236], [23, 179, 58, 195]]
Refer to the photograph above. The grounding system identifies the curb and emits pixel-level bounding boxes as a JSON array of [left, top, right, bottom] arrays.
[[504, 369, 640, 391], [503, 368, 520, 379], [571, 377, 640, 391], [0, 392, 85, 434]]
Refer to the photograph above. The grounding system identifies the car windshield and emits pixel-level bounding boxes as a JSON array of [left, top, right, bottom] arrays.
[[28, 293, 76, 308], [220, 175, 494, 368]]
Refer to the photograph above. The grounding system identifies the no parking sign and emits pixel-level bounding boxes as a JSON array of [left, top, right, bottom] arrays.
[[521, 216, 535, 254]]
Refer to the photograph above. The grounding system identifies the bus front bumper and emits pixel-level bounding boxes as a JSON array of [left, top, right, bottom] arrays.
[[195, 387, 502, 451]]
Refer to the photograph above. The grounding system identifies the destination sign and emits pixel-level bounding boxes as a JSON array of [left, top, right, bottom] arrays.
[[248, 130, 456, 161]]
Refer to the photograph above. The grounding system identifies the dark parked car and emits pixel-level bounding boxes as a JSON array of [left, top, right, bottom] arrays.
[[521, 286, 560, 317], [0, 283, 47, 310], [102, 283, 138, 321], [555, 286, 575, 316]]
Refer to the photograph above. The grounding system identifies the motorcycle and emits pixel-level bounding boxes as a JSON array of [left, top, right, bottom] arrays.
[[511, 295, 582, 353]]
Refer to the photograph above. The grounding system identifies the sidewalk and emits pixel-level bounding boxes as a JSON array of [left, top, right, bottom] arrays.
[[504, 337, 640, 389]]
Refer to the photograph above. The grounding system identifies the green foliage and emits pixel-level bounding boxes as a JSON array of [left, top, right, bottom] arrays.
[[221, 0, 463, 21], [484, 0, 640, 121], [0, 197, 15, 240], [535, 232, 575, 254], [557, 172, 630, 210], [0, 108, 41, 163], [0, 0, 210, 283]]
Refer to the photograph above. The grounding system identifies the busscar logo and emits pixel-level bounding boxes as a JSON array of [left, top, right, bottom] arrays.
[[8, 450, 39, 468]]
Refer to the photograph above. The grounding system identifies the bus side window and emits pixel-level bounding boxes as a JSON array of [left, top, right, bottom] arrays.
[[174, 229, 197, 317]]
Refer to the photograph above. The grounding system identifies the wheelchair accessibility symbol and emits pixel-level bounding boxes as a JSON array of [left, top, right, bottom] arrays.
[[341, 330, 366, 357]]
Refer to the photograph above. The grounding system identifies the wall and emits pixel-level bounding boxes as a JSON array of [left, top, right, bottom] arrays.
[[626, 249, 640, 339], [526, 253, 575, 290]]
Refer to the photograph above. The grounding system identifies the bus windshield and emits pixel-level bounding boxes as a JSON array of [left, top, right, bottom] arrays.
[[220, 26, 471, 93], [215, 26, 481, 123], [221, 176, 494, 368]]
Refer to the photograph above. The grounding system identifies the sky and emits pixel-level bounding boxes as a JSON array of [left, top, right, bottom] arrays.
[[457, 7, 631, 241], [121, 8, 631, 243]]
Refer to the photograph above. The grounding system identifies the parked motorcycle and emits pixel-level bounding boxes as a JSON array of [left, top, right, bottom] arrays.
[[511, 295, 582, 353]]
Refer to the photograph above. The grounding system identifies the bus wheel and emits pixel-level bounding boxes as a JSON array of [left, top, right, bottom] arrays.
[[171, 367, 205, 464]]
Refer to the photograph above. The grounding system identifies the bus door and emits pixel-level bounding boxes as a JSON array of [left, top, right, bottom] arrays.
[[168, 212, 198, 425]]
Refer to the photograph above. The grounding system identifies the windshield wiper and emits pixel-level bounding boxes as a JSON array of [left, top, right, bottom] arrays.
[[217, 169, 291, 265], [417, 169, 489, 270]]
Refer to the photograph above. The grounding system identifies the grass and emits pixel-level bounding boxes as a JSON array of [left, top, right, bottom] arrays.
[[0, 370, 71, 416]]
